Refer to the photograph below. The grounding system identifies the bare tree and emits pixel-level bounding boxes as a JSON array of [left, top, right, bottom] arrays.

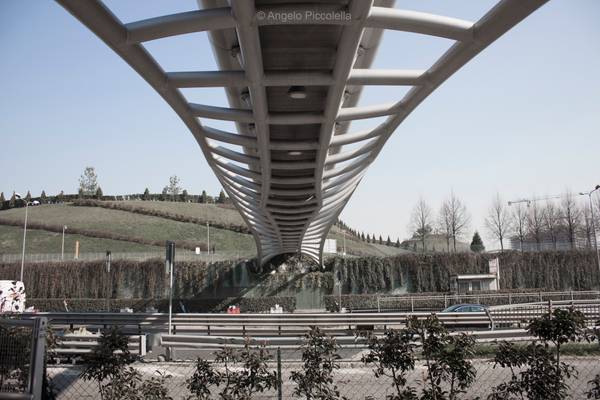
[[528, 201, 545, 250], [409, 197, 434, 252], [510, 203, 528, 251], [442, 191, 470, 252], [437, 203, 452, 252], [581, 204, 595, 249], [485, 193, 512, 251], [561, 191, 581, 249], [543, 201, 562, 250]]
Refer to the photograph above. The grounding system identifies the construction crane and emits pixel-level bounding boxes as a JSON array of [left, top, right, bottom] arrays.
[[507, 194, 562, 207]]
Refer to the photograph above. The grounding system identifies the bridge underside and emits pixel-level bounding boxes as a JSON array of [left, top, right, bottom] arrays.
[[57, 0, 548, 265]]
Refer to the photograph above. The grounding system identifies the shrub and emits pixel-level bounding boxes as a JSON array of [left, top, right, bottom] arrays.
[[290, 327, 346, 400], [186, 341, 276, 400]]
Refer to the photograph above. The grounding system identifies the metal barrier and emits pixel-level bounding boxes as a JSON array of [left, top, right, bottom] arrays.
[[0, 317, 47, 400]]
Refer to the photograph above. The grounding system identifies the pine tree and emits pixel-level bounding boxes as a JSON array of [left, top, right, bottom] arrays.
[[217, 190, 226, 204], [395, 238, 400, 248], [40, 190, 47, 204], [95, 187, 103, 199], [9, 192, 16, 208], [57, 190, 64, 203], [0, 192, 5, 210], [25, 190, 32, 203], [361, 232, 365, 241], [470, 231, 485, 253], [160, 187, 168, 201], [386, 236, 391, 246], [142, 188, 150, 201], [378, 235, 383, 245]]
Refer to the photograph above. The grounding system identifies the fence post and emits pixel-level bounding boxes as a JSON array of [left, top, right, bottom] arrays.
[[444, 295, 447, 309], [277, 347, 282, 400], [539, 292, 543, 302], [377, 296, 381, 313], [411, 297, 414, 313], [508, 293, 512, 305], [547, 300, 552, 315]]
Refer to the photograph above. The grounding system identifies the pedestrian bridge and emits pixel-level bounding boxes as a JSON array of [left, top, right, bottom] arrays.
[[56, 0, 548, 265]]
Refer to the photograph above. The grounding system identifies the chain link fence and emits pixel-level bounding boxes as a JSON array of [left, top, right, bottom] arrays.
[[45, 347, 600, 399]]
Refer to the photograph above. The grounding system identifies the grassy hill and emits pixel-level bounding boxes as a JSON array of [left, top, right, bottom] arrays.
[[0, 201, 405, 259]]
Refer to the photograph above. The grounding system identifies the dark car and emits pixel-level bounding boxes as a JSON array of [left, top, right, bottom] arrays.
[[441, 304, 487, 313]]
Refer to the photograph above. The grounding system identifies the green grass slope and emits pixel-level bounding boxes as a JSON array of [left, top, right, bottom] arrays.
[[0, 202, 405, 258]]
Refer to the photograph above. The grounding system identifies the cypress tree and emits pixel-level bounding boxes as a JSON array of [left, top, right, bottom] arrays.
[[0, 192, 4, 210], [180, 189, 189, 202], [378, 235, 383, 245], [9, 192, 16, 208], [470, 231, 485, 253], [395, 238, 400, 248], [386, 236, 391, 246], [25, 190, 32, 203], [40, 190, 47, 204]]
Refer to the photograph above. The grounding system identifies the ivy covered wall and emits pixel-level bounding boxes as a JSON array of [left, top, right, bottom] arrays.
[[0, 250, 597, 302]]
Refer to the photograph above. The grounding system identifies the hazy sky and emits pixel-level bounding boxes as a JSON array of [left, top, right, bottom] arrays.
[[1, 1, 599, 248]]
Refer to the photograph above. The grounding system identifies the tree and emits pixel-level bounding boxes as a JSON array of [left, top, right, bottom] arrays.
[[395, 238, 400, 248], [544, 201, 562, 250], [217, 190, 226, 204], [95, 187, 103, 199], [160, 187, 167, 201], [441, 191, 471, 252], [561, 191, 581, 249], [511, 203, 528, 251], [25, 190, 31, 203], [142, 188, 150, 201], [0, 192, 5, 210], [438, 202, 452, 252], [485, 193, 511, 251], [528, 201, 544, 250], [582, 204, 595, 248], [40, 190, 47, 204], [57, 190, 64, 203], [199, 190, 208, 204], [409, 197, 433, 253], [378, 235, 383, 245], [386, 236, 391, 246], [180, 189, 189, 203], [79, 166, 98, 196], [164, 175, 181, 201], [470, 231, 485, 252], [9, 192, 16, 209]]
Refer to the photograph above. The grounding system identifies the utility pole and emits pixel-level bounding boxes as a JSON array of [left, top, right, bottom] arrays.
[[19, 196, 29, 282], [165, 241, 175, 360], [580, 186, 600, 282], [61, 225, 67, 260]]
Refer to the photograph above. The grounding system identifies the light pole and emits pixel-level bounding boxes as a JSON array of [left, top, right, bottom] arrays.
[[18, 195, 29, 282], [61, 225, 68, 260], [580, 185, 600, 280]]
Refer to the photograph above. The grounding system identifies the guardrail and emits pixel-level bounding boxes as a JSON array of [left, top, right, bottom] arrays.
[[19, 300, 600, 339], [372, 290, 600, 312]]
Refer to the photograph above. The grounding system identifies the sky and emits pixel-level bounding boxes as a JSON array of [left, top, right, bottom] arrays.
[[1, 1, 599, 248]]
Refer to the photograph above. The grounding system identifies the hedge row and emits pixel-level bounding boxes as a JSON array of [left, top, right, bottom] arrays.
[[0, 217, 207, 251], [27, 296, 295, 313], [72, 199, 250, 234], [0, 258, 241, 299], [324, 250, 600, 293]]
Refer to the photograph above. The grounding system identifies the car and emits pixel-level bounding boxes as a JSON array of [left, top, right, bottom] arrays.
[[441, 304, 487, 313]]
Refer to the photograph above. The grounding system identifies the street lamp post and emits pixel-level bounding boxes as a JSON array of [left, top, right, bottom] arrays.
[[61, 225, 67, 260], [580, 185, 600, 282], [19, 197, 29, 282]]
